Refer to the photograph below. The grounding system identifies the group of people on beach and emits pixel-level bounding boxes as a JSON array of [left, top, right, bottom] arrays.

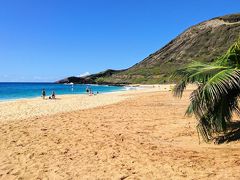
[[41, 86, 99, 99], [86, 86, 99, 96], [41, 89, 56, 100]]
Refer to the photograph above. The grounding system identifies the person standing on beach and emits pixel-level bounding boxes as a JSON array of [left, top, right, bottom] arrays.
[[52, 91, 56, 99], [42, 89, 46, 99], [86, 86, 90, 93]]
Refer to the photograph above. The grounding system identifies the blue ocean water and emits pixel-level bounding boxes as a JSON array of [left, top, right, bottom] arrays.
[[0, 83, 125, 101]]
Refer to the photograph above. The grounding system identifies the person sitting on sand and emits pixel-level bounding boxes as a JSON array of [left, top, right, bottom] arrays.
[[42, 89, 46, 99]]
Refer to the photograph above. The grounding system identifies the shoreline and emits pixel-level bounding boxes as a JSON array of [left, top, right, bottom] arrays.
[[0, 87, 162, 122], [0, 82, 126, 103], [0, 88, 129, 103], [0, 83, 169, 103], [0, 84, 197, 122], [0, 89, 126, 103]]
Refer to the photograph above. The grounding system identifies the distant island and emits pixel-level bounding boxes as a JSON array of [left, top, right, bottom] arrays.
[[56, 13, 240, 85]]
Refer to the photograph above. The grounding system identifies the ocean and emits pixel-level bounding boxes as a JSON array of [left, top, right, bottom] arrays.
[[0, 82, 125, 101]]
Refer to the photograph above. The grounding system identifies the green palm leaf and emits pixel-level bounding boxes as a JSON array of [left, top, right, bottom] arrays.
[[172, 62, 229, 97], [173, 38, 240, 142]]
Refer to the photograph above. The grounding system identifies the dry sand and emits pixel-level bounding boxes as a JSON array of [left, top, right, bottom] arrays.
[[0, 87, 240, 179], [0, 91, 130, 122]]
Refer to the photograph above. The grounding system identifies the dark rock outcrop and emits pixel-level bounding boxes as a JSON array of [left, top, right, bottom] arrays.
[[56, 69, 125, 85]]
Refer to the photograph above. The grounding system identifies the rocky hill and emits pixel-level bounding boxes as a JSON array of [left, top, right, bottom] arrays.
[[57, 13, 240, 84], [56, 69, 125, 85]]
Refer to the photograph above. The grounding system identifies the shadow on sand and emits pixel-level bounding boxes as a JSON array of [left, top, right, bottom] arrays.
[[215, 121, 240, 144]]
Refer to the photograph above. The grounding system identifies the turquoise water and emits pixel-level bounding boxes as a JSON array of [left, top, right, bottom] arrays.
[[0, 83, 125, 101]]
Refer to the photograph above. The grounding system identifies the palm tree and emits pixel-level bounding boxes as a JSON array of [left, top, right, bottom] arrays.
[[172, 38, 240, 142]]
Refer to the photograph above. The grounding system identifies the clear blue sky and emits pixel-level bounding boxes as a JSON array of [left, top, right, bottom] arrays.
[[0, 0, 239, 82]]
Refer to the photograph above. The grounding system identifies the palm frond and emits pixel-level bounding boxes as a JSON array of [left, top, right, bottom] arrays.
[[202, 69, 240, 102], [173, 62, 229, 97], [172, 38, 240, 142], [216, 38, 240, 66]]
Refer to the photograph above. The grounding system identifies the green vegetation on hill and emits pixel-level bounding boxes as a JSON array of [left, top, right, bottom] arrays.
[[57, 13, 240, 85]]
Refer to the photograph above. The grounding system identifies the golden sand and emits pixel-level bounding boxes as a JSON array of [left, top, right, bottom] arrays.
[[0, 87, 239, 179]]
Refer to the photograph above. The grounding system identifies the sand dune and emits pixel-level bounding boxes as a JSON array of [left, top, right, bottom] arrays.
[[0, 89, 240, 179]]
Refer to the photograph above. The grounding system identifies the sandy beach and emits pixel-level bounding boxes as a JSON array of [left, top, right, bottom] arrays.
[[0, 87, 240, 179]]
